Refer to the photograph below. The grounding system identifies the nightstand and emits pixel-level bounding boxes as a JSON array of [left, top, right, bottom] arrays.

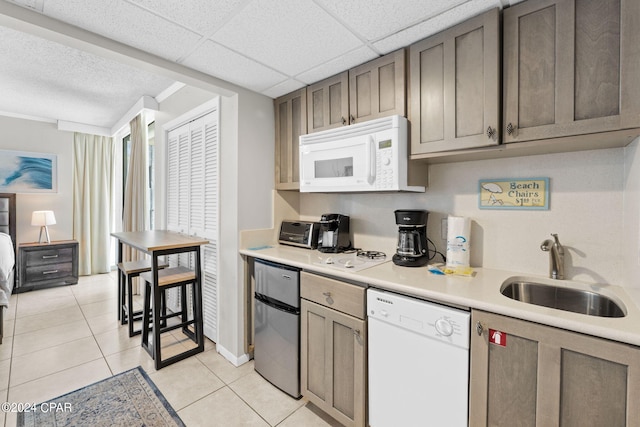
[[17, 240, 79, 293]]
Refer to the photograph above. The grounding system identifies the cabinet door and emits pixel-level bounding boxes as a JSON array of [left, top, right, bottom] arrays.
[[349, 49, 406, 123], [307, 72, 349, 133], [301, 299, 366, 427], [410, 8, 500, 154], [503, 0, 640, 143], [274, 88, 307, 190], [470, 310, 640, 427]]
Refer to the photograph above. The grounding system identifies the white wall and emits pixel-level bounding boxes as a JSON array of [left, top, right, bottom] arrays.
[[623, 137, 640, 306], [299, 146, 626, 287], [156, 85, 274, 364], [0, 116, 74, 244]]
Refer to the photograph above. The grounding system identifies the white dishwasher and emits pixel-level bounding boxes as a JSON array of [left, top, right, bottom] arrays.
[[367, 288, 470, 427]]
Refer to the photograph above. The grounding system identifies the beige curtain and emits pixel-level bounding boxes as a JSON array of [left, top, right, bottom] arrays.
[[73, 133, 115, 275], [123, 114, 148, 293]]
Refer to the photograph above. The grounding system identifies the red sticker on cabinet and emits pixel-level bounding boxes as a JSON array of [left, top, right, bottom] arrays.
[[489, 329, 506, 347]]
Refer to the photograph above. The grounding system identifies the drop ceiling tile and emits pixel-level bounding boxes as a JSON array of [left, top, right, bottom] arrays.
[[212, 0, 363, 76], [373, 0, 504, 53], [0, 26, 175, 127], [261, 79, 307, 99], [128, 0, 247, 36], [41, 0, 202, 61], [296, 46, 378, 85], [315, 0, 470, 41], [181, 40, 288, 93]]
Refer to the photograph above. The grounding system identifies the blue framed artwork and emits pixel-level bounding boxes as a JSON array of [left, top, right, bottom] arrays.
[[0, 150, 57, 193], [479, 177, 549, 210]]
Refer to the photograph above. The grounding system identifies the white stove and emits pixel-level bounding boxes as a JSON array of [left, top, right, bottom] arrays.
[[314, 250, 388, 272]]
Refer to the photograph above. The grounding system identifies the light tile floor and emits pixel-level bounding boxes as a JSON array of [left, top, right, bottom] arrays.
[[0, 272, 341, 427]]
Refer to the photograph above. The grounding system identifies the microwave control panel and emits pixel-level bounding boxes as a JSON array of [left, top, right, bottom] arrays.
[[375, 139, 395, 189]]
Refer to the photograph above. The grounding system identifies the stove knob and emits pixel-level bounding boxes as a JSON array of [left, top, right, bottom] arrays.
[[325, 257, 334, 264], [345, 260, 354, 268], [435, 318, 454, 336]]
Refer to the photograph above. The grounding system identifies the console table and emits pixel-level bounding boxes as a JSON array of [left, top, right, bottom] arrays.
[[17, 240, 79, 293]]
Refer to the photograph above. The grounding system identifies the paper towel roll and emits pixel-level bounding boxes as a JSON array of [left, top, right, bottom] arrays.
[[446, 216, 471, 267]]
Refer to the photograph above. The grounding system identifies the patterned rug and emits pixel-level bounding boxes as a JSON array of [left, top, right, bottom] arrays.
[[17, 366, 185, 427]]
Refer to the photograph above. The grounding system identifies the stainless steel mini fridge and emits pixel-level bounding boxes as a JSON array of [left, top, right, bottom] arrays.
[[253, 259, 301, 398]]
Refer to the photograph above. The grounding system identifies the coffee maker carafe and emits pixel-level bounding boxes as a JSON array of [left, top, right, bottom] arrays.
[[392, 210, 429, 267], [318, 214, 351, 253]]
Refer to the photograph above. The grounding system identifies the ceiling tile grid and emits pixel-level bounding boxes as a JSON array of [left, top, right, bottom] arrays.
[[128, 0, 249, 37], [210, 0, 364, 77], [314, 0, 471, 42], [181, 39, 289, 93], [41, 0, 203, 62], [372, 0, 505, 53], [1, 0, 523, 129]]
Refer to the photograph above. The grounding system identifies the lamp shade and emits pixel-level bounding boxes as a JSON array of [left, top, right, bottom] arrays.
[[31, 210, 56, 226]]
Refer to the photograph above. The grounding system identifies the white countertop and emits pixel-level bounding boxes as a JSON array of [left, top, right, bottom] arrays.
[[240, 244, 640, 347]]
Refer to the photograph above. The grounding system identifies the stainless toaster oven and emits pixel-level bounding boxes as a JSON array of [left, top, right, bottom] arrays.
[[278, 220, 319, 249]]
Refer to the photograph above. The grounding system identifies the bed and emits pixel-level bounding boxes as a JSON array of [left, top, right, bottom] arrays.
[[0, 193, 16, 344]]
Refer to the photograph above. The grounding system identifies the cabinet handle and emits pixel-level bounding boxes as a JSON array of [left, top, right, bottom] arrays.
[[486, 126, 496, 139], [322, 292, 331, 297], [506, 122, 515, 135], [43, 270, 59, 275], [353, 329, 361, 337], [282, 274, 291, 280], [475, 321, 484, 336], [341, 116, 347, 126], [349, 114, 355, 124], [42, 255, 58, 259]]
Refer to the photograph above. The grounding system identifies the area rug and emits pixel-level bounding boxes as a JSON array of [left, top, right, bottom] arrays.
[[17, 366, 185, 427]]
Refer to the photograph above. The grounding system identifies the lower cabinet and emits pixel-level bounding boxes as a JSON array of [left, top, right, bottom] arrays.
[[469, 310, 640, 427], [300, 272, 366, 427]]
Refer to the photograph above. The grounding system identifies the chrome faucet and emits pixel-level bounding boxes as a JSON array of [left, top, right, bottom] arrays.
[[541, 233, 564, 280]]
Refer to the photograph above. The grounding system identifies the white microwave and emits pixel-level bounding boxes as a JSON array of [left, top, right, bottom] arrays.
[[299, 115, 425, 193]]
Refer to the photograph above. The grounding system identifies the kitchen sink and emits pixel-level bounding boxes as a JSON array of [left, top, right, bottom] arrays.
[[500, 278, 627, 318]]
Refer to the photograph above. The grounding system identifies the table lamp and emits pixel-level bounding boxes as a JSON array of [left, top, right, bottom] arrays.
[[31, 210, 56, 244]]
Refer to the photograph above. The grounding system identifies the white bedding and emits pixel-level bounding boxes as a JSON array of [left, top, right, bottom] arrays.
[[0, 232, 14, 307], [0, 232, 14, 281]]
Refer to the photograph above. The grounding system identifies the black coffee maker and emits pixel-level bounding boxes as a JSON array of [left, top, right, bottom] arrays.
[[318, 214, 352, 253], [392, 210, 429, 267]]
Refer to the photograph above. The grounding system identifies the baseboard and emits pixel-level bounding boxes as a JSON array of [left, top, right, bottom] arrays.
[[217, 344, 251, 367]]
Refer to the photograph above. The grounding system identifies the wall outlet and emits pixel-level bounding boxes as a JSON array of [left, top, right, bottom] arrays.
[[441, 218, 448, 240]]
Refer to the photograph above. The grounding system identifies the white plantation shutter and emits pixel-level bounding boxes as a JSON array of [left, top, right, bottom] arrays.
[[164, 103, 219, 341], [166, 132, 179, 231]]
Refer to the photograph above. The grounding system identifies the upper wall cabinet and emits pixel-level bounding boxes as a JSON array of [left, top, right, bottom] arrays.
[[307, 72, 349, 133], [348, 49, 406, 124], [275, 88, 307, 190], [503, 0, 640, 143], [308, 50, 407, 133], [410, 8, 501, 155]]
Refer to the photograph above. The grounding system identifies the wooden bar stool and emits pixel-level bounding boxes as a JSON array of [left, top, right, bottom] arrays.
[[140, 266, 204, 370], [117, 259, 168, 337]]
